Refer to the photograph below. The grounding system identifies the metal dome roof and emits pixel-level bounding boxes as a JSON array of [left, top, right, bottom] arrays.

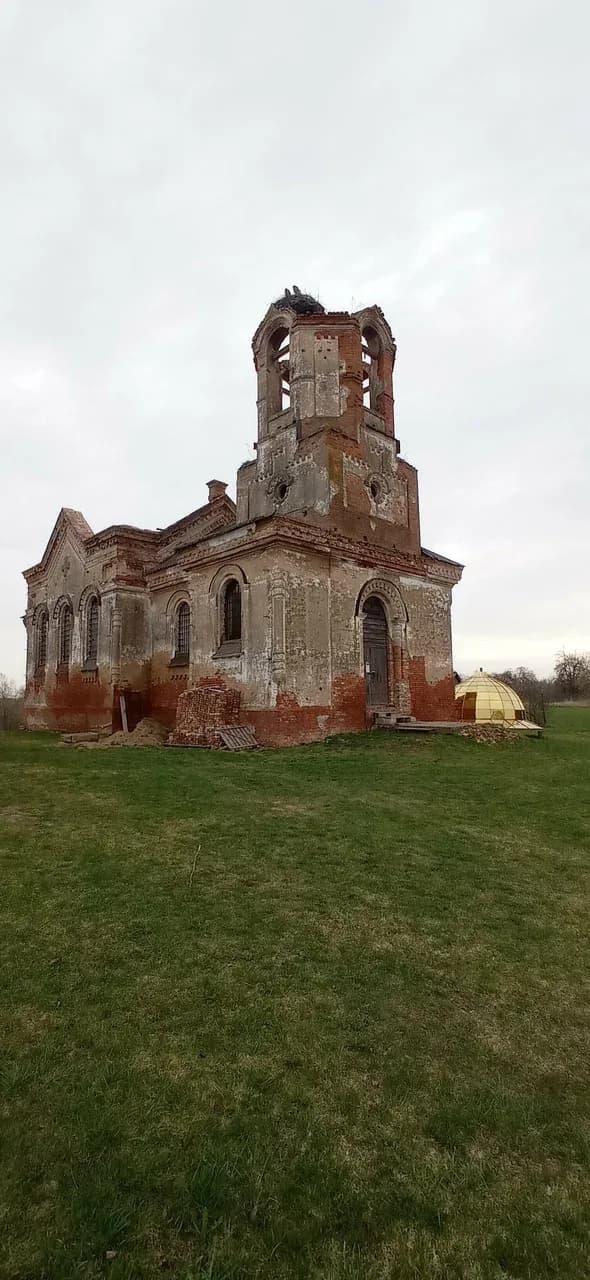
[[455, 671, 525, 722]]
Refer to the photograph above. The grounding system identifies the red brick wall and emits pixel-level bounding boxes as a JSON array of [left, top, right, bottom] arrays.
[[25, 661, 457, 741], [258, 677, 366, 745], [170, 674, 368, 748], [25, 669, 112, 733], [408, 657, 457, 722], [148, 672, 189, 727]]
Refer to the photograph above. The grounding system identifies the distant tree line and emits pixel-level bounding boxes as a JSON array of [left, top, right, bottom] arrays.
[[0, 675, 24, 731], [492, 667, 552, 726], [495, 652, 590, 724]]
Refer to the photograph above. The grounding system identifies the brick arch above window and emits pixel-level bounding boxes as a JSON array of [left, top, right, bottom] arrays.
[[32, 600, 49, 624], [52, 592, 74, 621], [79, 584, 102, 613], [355, 578, 408, 630], [251, 307, 296, 371], [208, 563, 248, 596], [165, 588, 191, 620]]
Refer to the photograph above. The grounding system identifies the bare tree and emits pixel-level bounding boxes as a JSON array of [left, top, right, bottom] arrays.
[[0, 675, 25, 731], [554, 651, 590, 701], [494, 667, 549, 725]]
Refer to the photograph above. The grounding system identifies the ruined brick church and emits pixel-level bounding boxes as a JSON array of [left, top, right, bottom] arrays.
[[23, 290, 462, 744]]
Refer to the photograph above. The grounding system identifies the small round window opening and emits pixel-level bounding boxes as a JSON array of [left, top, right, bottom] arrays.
[[276, 481, 289, 503], [370, 479, 381, 501]]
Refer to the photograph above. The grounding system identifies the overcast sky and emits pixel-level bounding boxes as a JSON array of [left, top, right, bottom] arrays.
[[1, 0, 588, 683]]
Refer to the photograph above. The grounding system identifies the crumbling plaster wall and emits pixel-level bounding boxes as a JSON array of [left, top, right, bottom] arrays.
[[235, 424, 333, 523], [147, 536, 456, 735], [236, 428, 420, 558], [149, 545, 275, 724], [24, 536, 115, 730], [328, 561, 454, 685], [244, 305, 419, 557], [23, 522, 159, 730], [148, 543, 334, 724], [399, 574, 454, 687], [23, 511, 457, 735], [116, 590, 151, 691]]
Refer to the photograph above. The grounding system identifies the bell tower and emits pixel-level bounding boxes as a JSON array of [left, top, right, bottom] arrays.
[[235, 288, 420, 555]]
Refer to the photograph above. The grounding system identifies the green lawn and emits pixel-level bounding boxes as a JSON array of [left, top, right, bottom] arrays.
[[1, 710, 590, 1280]]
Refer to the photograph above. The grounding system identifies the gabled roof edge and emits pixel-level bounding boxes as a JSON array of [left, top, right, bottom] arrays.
[[23, 507, 94, 580]]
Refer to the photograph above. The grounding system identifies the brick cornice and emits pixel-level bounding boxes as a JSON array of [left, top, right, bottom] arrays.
[[145, 516, 463, 588]]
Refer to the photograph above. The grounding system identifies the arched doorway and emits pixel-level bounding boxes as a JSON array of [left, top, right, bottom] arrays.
[[363, 597, 389, 707]]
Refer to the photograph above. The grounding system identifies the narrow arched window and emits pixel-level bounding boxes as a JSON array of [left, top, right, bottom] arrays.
[[58, 603, 73, 667], [36, 611, 48, 669], [361, 326, 381, 410], [175, 601, 190, 660], [86, 597, 99, 664], [268, 327, 290, 416], [223, 580, 241, 643]]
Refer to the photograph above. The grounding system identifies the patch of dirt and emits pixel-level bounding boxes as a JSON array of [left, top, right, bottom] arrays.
[[0, 807, 35, 829], [80, 718, 169, 749], [269, 800, 322, 816]]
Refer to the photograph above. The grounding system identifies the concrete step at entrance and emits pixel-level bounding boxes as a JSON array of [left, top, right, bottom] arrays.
[[372, 709, 415, 729], [395, 721, 464, 733]]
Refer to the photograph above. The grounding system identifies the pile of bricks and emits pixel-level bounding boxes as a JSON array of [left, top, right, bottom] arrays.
[[169, 684, 241, 748], [458, 723, 524, 744]]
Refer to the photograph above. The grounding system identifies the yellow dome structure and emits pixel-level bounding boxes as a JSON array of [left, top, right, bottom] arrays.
[[455, 670, 526, 723]]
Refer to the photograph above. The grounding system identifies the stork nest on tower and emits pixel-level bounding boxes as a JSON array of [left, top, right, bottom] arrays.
[[273, 285, 325, 315]]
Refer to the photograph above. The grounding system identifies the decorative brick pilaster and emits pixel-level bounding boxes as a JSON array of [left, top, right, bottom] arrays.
[[270, 568, 286, 686]]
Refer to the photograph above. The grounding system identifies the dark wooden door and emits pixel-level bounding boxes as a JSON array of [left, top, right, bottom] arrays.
[[363, 597, 389, 706]]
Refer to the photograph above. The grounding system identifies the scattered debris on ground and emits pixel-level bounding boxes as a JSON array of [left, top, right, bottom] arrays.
[[98, 718, 169, 748], [65, 718, 170, 749], [458, 722, 542, 744], [63, 717, 541, 751], [168, 724, 259, 750], [62, 731, 102, 745]]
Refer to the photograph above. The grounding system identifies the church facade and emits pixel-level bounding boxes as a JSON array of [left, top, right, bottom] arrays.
[[22, 292, 463, 744]]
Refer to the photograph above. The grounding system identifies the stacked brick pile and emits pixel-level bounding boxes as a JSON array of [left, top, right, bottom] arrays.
[[169, 684, 241, 748]]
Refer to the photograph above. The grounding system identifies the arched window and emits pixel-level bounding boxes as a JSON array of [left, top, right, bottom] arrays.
[[361, 326, 381, 410], [36, 611, 48, 670], [58, 603, 73, 668], [175, 601, 190, 661], [223, 579, 241, 643], [268, 327, 290, 416], [86, 597, 99, 665]]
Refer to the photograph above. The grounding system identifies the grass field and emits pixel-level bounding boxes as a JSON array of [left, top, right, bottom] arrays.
[[1, 709, 590, 1280]]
